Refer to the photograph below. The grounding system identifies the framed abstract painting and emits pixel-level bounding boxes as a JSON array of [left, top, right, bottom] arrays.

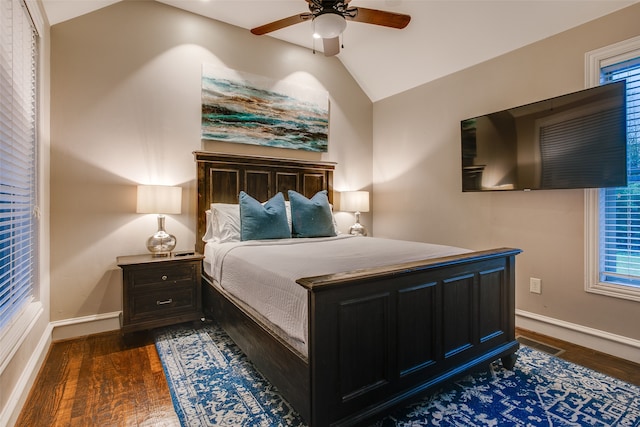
[[202, 65, 329, 152]]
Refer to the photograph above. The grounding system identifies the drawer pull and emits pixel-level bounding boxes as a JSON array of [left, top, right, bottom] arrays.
[[157, 298, 173, 305], [161, 275, 168, 281]]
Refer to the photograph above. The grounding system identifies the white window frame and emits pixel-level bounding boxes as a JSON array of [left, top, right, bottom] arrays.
[[585, 35, 640, 302], [0, 0, 43, 373]]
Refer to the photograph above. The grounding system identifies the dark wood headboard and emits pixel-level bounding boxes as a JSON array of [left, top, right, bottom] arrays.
[[193, 151, 335, 254]]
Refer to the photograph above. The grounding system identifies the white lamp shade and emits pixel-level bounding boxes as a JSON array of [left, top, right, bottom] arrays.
[[313, 13, 347, 39], [341, 191, 370, 213], [136, 185, 182, 214]]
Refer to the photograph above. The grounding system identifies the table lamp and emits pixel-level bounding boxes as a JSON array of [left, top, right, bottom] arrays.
[[341, 190, 369, 236], [136, 185, 182, 256]]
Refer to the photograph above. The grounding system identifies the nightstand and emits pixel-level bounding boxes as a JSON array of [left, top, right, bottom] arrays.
[[117, 252, 205, 335]]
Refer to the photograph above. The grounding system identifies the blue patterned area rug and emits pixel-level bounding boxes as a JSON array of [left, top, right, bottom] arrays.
[[154, 322, 640, 426]]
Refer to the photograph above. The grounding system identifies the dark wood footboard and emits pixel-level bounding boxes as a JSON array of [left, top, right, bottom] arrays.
[[203, 247, 520, 426], [298, 247, 521, 426]]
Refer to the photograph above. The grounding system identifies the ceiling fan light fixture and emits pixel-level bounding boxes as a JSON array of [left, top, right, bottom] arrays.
[[312, 12, 346, 39]]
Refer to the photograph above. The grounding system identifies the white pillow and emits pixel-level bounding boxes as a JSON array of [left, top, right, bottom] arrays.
[[202, 209, 214, 242], [209, 203, 241, 243], [285, 201, 292, 232], [330, 204, 340, 235]]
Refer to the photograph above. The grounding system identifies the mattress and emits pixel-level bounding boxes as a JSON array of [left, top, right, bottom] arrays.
[[204, 236, 471, 357]]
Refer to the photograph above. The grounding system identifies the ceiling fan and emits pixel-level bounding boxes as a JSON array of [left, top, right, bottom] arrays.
[[250, 0, 411, 57]]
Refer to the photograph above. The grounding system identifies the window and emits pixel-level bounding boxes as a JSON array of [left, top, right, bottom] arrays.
[[0, 0, 38, 338], [586, 36, 640, 301]]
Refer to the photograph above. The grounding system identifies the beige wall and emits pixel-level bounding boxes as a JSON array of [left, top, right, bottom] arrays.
[[50, 0, 372, 325], [373, 4, 640, 343]]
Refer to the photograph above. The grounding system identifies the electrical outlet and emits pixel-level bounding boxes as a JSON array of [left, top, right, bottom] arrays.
[[530, 278, 542, 294]]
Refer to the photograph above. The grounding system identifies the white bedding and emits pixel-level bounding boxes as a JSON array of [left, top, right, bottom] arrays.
[[204, 236, 471, 357]]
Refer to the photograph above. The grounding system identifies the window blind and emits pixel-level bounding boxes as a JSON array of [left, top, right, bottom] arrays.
[[600, 58, 640, 287], [0, 0, 37, 331]]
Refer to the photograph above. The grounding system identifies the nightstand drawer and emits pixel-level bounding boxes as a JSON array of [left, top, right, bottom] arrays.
[[118, 252, 204, 334], [130, 284, 196, 320], [128, 264, 196, 288]]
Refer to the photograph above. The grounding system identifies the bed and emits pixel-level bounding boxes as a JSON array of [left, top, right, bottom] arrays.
[[194, 151, 521, 426]]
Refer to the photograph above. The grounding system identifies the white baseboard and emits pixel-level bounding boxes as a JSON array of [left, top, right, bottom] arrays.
[[0, 322, 53, 427], [2, 312, 122, 427], [51, 311, 122, 341], [516, 309, 640, 364]]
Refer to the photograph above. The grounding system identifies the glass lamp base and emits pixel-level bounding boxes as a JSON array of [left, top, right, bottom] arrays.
[[349, 222, 367, 236], [146, 231, 176, 257], [349, 210, 368, 236], [146, 215, 176, 257]]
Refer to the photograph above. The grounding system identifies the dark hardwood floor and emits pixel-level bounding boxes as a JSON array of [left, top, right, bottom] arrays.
[[15, 327, 640, 426], [516, 328, 640, 386], [15, 330, 179, 427]]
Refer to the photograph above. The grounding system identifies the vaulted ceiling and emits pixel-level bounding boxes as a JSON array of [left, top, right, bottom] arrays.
[[42, 0, 638, 101]]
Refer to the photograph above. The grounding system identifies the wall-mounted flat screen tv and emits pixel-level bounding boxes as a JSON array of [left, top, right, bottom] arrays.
[[461, 81, 627, 191]]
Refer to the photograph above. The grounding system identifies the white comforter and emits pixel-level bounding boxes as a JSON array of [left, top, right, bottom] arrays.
[[204, 236, 470, 356]]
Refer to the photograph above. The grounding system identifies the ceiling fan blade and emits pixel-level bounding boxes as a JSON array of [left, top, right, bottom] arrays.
[[322, 37, 340, 57], [348, 7, 411, 29], [251, 13, 312, 35]]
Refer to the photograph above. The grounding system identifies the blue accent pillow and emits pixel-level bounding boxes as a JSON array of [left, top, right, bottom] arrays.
[[239, 191, 291, 241], [288, 190, 337, 238]]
